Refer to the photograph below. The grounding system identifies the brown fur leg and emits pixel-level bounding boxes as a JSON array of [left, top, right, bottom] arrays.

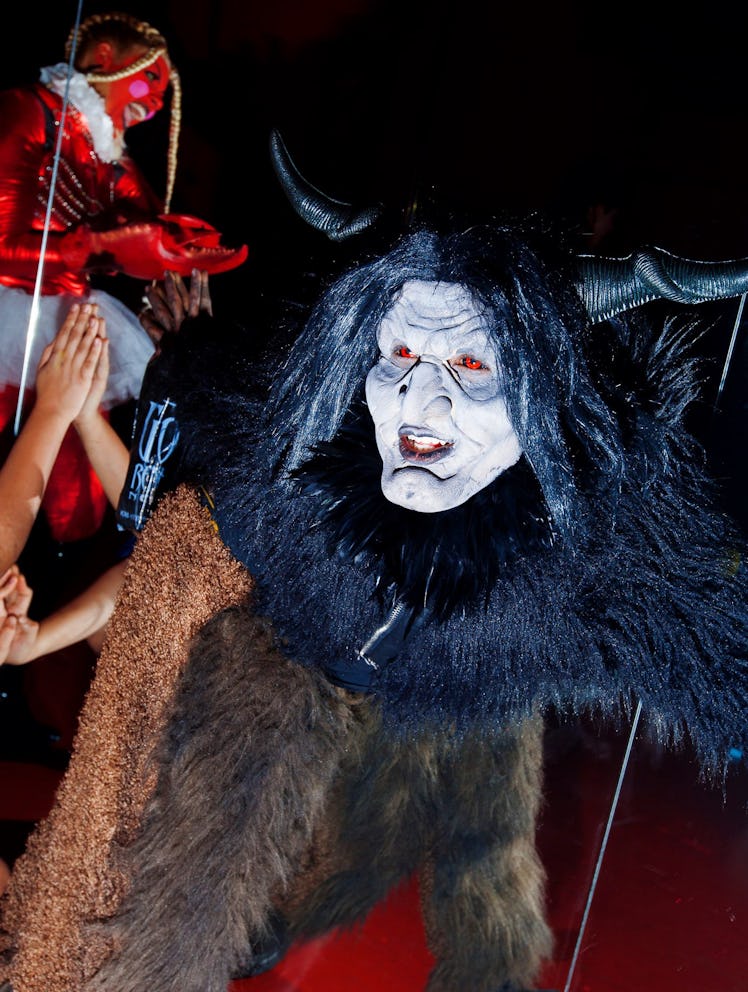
[[85, 604, 356, 992], [277, 691, 372, 928], [286, 710, 444, 941], [421, 716, 552, 992], [0, 486, 251, 992]]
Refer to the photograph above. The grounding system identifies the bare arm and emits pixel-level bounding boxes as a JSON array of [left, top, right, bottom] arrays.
[[1, 559, 127, 665], [0, 304, 103, 572], [0, 404, 72, 573], [75, 271, 213, 511], [73, 334, 130, 509]]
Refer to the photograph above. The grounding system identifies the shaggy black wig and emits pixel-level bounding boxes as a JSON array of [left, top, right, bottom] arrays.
[[150, 218, 748, 778]]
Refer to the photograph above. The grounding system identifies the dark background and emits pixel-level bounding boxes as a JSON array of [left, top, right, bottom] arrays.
[[4, 0, 748, 501], [2, 0, 747, 872], [1, 0, 747, 805], [8, 0, 748, 270]]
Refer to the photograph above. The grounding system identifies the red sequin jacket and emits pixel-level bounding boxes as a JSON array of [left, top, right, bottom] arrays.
[[0, 81, 162, 296], [0, 80, 161, 542]]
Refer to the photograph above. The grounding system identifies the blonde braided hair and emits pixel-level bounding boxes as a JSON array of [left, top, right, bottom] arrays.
[[65, 11, 181, 211]]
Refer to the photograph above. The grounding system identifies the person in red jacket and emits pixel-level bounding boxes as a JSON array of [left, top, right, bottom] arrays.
[[0, 11, 245, 768], [0, 10, 245, 544]]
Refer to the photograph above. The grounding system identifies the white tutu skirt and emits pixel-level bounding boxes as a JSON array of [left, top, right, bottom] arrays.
[[0, 284, 155, 410]]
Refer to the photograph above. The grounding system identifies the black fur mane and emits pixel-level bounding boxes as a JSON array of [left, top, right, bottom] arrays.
[[290, 399, 555, 620], [163, 224, 748, 778]]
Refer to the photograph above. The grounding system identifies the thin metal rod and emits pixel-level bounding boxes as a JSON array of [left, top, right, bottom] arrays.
[[713, 292, 745, 415], [13, 0, 85, 436], [562, 699, 643, 992]]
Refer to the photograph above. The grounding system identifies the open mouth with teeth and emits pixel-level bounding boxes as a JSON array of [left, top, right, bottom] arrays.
[[123, 103, 151, 127], [398, 431, 454, 464]]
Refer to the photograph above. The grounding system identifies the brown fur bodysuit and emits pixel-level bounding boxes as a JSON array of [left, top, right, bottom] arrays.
[[0, 483, 551, 992], [0, 487, 251, 991], [5, 215, 748, 992]]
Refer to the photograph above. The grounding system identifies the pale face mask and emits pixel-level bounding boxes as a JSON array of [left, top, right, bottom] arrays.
[[364, 280, 522, 513]]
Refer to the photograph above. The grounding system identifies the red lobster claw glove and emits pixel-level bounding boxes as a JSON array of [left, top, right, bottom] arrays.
[[61, 215, 248, 280]]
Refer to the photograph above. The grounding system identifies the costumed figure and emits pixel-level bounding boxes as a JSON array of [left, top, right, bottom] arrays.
[[0, 10, 246, 765], [0, 132, 747, 992], [0, 10, 246, 544]]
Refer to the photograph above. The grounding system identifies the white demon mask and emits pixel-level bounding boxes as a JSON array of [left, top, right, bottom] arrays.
[[365, 279, 522, 513]]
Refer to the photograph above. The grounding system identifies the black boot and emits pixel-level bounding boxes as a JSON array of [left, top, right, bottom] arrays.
[[231, 911, 290, 979]]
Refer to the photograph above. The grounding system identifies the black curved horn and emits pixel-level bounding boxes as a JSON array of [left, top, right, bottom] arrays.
[[577, 246, 748, 323], [269, 129, 382, 242]]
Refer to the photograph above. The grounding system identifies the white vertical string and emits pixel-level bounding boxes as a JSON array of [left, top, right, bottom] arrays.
[[13, 0, 86, 436], [563, 277, 745, 991], [714, 292, 745, 415], [562, 699, 642, 992]]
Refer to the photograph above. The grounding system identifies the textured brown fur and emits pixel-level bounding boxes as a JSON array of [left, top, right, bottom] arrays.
[[0, 486, 251, 992], [81, 610, 550, 992], [85, 602, 357, 992], [0, 485, 552, 992], [282, 709, 551, 992]]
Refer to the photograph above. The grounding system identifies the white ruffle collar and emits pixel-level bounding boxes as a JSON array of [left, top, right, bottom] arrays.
[[39, 63, 123, 163]]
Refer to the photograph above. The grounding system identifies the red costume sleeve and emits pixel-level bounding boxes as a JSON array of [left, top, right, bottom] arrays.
[[0, 84, 162, 296]]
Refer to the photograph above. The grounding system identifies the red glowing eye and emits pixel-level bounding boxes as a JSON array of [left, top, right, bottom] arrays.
[[461, 355, 484, 370], [396, 345, 417, 360]]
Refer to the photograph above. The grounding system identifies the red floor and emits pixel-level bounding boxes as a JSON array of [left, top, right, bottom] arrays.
[[1, 715, 747, 991]]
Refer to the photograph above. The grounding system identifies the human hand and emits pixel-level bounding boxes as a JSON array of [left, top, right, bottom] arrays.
[[35, 303, 105, 423], [74, 332, 110, 428], [139, 269, 213, 347], [0, 566, 38, 666]]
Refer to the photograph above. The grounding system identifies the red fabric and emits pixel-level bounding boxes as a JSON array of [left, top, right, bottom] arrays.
[[0, 386, 108, 544], [0, 78, 158, 541], [0, 82, 162, 296], [89, 214, 249, 279]]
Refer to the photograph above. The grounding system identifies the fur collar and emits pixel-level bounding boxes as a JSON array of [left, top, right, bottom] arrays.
[[170, 315, 748, 775], [291, 401, 556, 620], [40, 63, 123, 162]]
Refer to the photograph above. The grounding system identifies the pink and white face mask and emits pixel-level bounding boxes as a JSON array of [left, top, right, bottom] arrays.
[[365, 280, 522, 513]]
